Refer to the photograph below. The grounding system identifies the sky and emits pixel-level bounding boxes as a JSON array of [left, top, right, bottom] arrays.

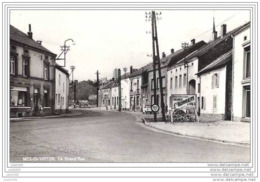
[[10, 9, 250, 82]]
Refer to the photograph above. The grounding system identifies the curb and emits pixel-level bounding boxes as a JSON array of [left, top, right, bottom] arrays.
[[10, 112, 83, 122], [142, 117, 250, 147]]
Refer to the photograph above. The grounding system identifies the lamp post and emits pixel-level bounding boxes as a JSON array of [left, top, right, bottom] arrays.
[[57, 38, 75, 67]]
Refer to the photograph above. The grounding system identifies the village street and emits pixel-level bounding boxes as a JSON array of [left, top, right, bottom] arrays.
[[10, 109, 250, 163]]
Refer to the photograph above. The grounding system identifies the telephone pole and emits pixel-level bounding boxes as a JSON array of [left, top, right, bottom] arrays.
[[96, 70, 100, 107], [146, 11, 166, 121], [118, 69, 121, 112]]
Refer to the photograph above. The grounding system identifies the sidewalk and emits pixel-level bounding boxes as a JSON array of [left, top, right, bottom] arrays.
[[10, 111, 82, 122], [143, 118, 250, 146]]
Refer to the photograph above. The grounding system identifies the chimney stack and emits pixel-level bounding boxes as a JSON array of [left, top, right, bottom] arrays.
[[130, 66, 133, 74], [221, 24, 227, 37], [37, 40, 42, 45], [191, 39, 195, 45], [27, 24, 33, 39], [212, 31, 218, 41], [170, 48, 174, 54], [162, 52, 166, 58]]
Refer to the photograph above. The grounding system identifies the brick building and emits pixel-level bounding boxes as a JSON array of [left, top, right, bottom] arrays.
[[10, 25, 56, 117]]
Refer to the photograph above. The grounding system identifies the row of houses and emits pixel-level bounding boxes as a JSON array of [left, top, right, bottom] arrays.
[[10, 25, 70, 117], [99, 21, 251, 122]]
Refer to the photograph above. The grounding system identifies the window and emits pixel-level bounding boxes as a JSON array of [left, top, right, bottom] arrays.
[[157, 77, 159, 89], [22, 58, 29, 77], [137, 96, 139, 106], [151, 95, 154, 105], [213, 95, 217, 109], [175, 76, 178, 88], [198, 83, 200, 93], [10, 89, 28, 107], [170, 77, 173, 89], [212, 73, 219, 88], [58, 94, 60, 105], [10, 55, 16, 75], [162, 77, 166, 88], [246, 90, 250, 117], [183, 74, 187, 86], [131, 81, 133, 91], [201, 97, 206, 110], [59, 74, 61, 85], [179, 75, 182, 88], [117, 97, 118, 105], [151, 79, 154, 90], [157, 95, 159, 105], [44, 62, 49, 80], [245, 47, 250, 78], [43, 90, 49, 107], [137, 79, 139, 88]]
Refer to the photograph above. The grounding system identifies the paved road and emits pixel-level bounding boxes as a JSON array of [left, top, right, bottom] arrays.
[[10, 109, 250, 163]]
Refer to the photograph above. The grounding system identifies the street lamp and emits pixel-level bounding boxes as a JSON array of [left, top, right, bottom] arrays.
[[56, 38, 75, 67], [182, 42, 189, 94]]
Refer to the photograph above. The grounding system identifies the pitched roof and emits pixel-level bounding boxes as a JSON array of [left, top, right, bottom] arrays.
[[177, 21, 250, 65], [10, 25, 56, 56], [101, 81, 114, 90], [166, 40, 206, 69], [55, 64, 70, 76], [196, 50, 232, 75], [129, 62, 153, 78], [121, 72, 131, 79]]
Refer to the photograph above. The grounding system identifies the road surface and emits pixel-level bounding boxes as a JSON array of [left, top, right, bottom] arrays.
[[10, 109, 250, 163]]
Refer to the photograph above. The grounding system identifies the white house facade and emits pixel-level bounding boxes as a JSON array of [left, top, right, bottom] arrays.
[[121, 74, 130, 110], [232, 22, 251, 122], [55, 66, 69, 113]]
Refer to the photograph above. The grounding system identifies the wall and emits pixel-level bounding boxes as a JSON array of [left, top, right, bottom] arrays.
[[130, 76, 142, 111], [111, 86, 119, 110], [200, 66, 227, 115], [55, 68, 69, 112], [167, 59, 199, 110], [232, 27, 250, 121], [121, 78, 130, 110]]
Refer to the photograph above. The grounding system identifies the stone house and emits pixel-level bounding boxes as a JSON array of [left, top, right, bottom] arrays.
[[55, 65, 69, 113], [232, 22, 251, 122], [10, 25, 56, 117]]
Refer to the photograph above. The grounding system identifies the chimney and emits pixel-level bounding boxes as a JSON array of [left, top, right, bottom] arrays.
[[130, 66, 133, 74], [37, 40, 42, 45], [212, 31, 218, 41], [162, 52, 166, 58], [171, 48, 174, 54], [27, 24, 33, 39], [191, 39, 195, 45], [221, 24, 227, 37]]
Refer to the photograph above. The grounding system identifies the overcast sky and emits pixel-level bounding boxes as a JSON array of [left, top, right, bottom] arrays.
[[10, 9, 250, 82]]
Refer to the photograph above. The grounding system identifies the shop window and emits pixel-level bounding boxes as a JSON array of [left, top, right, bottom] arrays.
[[245, 47, 250, 78], [10, 90, 28, 107], [22, 58, 29, 77]]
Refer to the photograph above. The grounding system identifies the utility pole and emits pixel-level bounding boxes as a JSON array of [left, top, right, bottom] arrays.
[[153, 11, 166, 121], [118, 69, 121, 112], [57, 39, 75, 67], [147, 11, 166, 121], [74, 80, 77, 104], [96, 70, 100, 107]]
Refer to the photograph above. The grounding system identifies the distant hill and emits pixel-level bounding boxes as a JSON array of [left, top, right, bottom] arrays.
[[69, 80, 97, 101]]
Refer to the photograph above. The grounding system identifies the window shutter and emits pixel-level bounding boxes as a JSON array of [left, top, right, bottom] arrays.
[[27, 59, 30, 77], [15, 57, 18, 76], [216, 74, 219, 88]]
